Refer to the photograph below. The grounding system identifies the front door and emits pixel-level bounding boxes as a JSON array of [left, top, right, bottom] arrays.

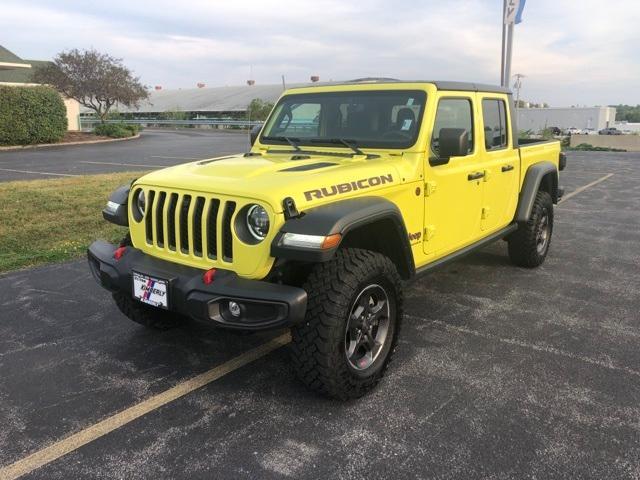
[[423, 94, 484, 256]]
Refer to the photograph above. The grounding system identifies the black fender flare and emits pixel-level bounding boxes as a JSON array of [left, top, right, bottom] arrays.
[[515, 161, 558, 222], [270, 197, 415, 277]]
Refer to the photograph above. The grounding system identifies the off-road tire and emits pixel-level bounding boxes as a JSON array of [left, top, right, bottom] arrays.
[[290, 248, 403, 400], [112, 292, 178, 330], [508, 190, 554, 268]]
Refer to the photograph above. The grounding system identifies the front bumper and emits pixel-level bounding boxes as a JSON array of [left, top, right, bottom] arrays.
[[87, 240, 307, 330]]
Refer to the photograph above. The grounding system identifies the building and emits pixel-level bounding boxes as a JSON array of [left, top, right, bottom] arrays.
[[94, 83, 296, 119], [0, 45, 80, 130], [516, 106, 616, 133], [614, 121, 640, 133]]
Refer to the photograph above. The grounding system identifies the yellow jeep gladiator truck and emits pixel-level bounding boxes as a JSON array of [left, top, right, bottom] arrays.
[[88, 80, 565, 399]]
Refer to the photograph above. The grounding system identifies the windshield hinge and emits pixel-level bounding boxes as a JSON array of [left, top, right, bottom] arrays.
[[283, 197, 300, 220]]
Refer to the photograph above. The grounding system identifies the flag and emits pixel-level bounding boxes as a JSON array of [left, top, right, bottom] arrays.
[[515, 0, 526, 24], [504, 0, 526, 25]]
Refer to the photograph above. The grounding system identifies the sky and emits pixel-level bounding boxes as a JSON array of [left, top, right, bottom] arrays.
[[2, 0, 639, 106]]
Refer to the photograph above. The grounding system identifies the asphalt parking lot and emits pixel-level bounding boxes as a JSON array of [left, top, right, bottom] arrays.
[[1, 151, 639, 479], [0, 129, 249, 182]]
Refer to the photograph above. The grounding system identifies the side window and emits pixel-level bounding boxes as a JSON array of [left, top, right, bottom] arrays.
[[431, 98, 474, 155], [481, 99, 508, 150]]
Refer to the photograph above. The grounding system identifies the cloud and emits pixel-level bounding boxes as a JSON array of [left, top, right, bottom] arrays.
[[1, 0, 638, 105]]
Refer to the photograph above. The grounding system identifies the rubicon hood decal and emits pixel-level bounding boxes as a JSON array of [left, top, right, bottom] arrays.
[[304, 174, 394, 201]]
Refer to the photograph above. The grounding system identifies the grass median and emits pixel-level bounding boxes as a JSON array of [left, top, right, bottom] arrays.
[[0, 172, 146, 273]]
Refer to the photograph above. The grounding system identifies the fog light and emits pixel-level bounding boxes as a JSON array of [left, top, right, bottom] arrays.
[[228, 301, 241, 317]]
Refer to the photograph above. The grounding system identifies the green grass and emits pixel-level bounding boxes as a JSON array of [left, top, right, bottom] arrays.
[[0, 172, 146, 273]]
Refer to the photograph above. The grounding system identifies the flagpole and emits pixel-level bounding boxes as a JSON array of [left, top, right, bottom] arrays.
[[504, 22, 514, 89], [500, 0, 507, 86]]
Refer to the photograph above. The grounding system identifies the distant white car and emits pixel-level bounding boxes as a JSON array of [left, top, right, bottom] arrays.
[[583, 128, 598, 135], [566, 127, 583, 135]]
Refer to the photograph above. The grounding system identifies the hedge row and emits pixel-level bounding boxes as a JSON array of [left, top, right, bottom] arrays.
[[0, 86, 67, 146], [94, 123, 140, 138]]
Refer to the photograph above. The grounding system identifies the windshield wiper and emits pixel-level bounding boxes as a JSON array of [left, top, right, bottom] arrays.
[[262, 135, 301, 151], [309, 138, 364, 156]]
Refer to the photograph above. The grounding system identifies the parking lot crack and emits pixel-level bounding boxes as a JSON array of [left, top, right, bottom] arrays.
[[406, 314, 640, 379]]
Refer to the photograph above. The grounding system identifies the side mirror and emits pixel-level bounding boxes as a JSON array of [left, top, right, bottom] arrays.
[[431, 128, 469, 166], [249, 125, 262, 146]]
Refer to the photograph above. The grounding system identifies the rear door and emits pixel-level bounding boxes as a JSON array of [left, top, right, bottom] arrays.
[[423, 93, 484, 256], [476, 95, 519, 231]]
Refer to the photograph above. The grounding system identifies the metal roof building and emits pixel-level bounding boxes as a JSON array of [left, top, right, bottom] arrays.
[[109, 84, 302, 114], [107, 80, 511, 115]]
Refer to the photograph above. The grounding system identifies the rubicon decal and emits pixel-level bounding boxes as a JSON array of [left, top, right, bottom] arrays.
[[304, 174, 394, 201]]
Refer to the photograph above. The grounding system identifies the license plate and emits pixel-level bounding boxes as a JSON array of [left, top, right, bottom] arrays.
[[132, 271, 169, 309]]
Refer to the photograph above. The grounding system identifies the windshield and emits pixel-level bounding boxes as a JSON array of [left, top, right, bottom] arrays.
[[260, 90, 427, 149]]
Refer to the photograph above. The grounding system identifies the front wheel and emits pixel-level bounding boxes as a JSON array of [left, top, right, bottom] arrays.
[[290, 248, 403, 400], [508, 190, 554, 268]]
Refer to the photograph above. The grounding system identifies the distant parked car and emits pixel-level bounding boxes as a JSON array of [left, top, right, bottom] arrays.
[[583, 128, 598, 135], [548, 126, 562, 135], [566, 127, 583, 135], [599, 127, 622, 135]]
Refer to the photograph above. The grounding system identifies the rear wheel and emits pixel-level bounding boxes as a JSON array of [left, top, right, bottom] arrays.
[[508, 190, 554, 268], [290, 248, 403, 400]]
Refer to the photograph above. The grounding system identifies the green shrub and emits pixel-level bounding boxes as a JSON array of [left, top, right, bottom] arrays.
[[568, 143, 626, 152], [93, 123, 138, 138], [0, 86, 67, 145], [122, 124, 141, 135]]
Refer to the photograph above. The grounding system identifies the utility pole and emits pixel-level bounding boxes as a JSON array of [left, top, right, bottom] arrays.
[[513, 73, 525, 109], [281, 75, 286, 90]]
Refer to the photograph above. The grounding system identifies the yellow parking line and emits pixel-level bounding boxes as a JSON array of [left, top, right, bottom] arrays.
[[559, 173, 613, 204], [0, 332, 291, 480]]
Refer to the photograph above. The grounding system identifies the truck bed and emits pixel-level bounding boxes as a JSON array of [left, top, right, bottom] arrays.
[[517, 139, 562, 190]]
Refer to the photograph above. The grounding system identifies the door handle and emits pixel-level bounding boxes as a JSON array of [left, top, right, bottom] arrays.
[[501, 164, 514, 172], [467, 171, 485, 181]]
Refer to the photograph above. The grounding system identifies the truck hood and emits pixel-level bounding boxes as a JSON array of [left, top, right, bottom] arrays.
[[135, 152, 404, 212]]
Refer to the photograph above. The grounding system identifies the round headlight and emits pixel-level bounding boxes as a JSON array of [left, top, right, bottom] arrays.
[[135, 190, 146, 217], [246, 204, 270, 240]]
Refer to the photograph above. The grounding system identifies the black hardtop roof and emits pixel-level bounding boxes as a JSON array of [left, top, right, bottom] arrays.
[[290, 78, 511, 95]]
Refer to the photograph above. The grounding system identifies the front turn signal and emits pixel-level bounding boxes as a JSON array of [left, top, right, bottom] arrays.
[[321, 233, 342, 249]]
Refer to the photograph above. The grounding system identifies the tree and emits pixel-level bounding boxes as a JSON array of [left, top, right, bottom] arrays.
[[246, 98, 274, 121], [33, 49, 148, 123], [611, 104, 640, 123]]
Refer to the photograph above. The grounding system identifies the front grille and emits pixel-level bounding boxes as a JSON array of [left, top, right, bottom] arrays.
[[142, 189, 235, 263]]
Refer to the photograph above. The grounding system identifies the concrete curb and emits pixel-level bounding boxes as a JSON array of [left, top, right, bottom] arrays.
[[0, 133, 141, 152]]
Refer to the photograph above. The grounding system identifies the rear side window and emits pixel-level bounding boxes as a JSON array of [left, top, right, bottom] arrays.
[[481, 99, 508, 150], [431, 98, 474, 155]]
